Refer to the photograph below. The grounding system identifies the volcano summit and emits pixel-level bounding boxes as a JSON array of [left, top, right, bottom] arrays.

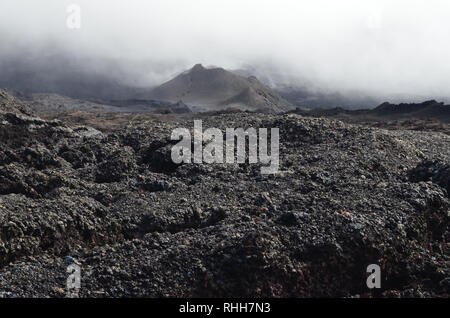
[[150, 64, 295, 113]]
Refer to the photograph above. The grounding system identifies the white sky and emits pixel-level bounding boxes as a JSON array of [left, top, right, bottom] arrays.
[[1, 0, 450, 97]]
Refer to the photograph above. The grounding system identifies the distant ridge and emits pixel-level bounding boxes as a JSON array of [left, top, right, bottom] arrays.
[[289, 99, 450, 123], [374, 100, 450, 119], [150, 64, 295, 113]]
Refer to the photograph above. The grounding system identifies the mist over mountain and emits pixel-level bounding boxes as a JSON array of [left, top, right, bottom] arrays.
[[0, 50, 185, 100], [2, 0, 450, 108], [0, 48, 381, 109]]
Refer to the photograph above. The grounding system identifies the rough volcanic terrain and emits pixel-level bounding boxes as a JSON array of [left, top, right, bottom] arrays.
[[12, 92, 192, 116], [0, 90, 448, 298]]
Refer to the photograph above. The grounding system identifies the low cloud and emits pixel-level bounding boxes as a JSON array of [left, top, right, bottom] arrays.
[[1, 0, 450, 101]]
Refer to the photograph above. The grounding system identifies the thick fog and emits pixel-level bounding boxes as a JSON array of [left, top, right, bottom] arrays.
[[1, 0, 450, 102]]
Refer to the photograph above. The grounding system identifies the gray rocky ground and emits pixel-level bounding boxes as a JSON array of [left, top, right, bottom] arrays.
[[0, 91, 448, 297]]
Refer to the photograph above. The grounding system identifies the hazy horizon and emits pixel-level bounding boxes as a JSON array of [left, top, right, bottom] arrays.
[[1, 0, 450, 103]]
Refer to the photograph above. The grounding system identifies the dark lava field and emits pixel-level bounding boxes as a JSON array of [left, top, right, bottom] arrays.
[[0, 90, 449, 297]]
